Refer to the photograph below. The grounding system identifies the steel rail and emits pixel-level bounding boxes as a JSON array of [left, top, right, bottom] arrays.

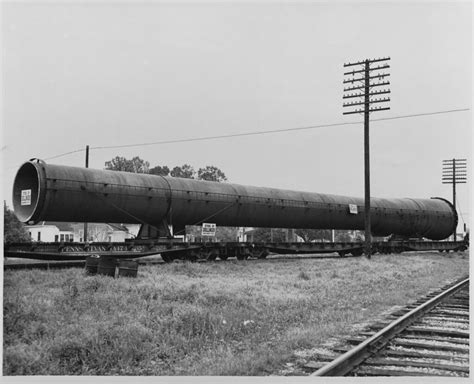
[[311, 277, 469, 376]]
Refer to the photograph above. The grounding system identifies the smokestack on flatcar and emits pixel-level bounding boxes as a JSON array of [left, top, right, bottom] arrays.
[[13, 159, 457, 240]]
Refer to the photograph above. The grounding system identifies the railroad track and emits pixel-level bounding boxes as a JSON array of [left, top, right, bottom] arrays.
[[306, 277, 469, 377]]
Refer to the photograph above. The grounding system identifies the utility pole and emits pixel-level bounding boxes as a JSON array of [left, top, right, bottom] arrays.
[[343, 57, 391, 258], [84, 145, 89, 242], [442, 158, 467, 240]]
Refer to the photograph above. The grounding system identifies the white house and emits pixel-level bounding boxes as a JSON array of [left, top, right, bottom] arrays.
[[25, 222, 148, 243], [70, 223, 141, 242], [26, 222, 74, 242]]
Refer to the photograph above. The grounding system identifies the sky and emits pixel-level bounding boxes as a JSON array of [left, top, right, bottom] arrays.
[[1, 1, 472, 233]]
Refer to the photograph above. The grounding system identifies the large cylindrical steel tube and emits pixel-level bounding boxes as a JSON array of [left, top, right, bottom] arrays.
[[12, 159, 457, 240]]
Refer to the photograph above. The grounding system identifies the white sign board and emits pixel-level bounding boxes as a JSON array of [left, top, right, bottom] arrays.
[[21, 189, 32, 206], [348, 204, 358, 214], [202, 223, 216, 236]]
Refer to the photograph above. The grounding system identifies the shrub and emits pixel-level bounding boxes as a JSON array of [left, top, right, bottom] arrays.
[[297, 271, 310, 281]]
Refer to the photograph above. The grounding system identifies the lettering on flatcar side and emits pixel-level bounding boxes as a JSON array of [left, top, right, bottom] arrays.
[[111, 245, 128, 252], [62, 246, 84, 253], [89, 245, 107, 252]]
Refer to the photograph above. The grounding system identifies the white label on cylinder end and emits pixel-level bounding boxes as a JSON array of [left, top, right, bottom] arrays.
[[349, 204, 358, 214], [21, 189, 32, 206]]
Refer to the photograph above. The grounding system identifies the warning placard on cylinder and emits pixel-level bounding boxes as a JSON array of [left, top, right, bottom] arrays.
[[21, 189, 32, 206], [202, 223, 216, 236], [348, 204, 358, 214]]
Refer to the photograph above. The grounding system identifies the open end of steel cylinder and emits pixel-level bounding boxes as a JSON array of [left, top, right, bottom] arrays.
[[12, 161, 43, 223]]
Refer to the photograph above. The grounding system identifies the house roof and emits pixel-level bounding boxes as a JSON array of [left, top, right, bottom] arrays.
[[68, 222, 136, 234], [40, 221, 75, 232], [107, 223, 130, 232]]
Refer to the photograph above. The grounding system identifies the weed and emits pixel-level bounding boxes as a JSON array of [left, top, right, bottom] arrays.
[[162, 286, 198, 304], [50, 338, 88, 374], [83, 277, 102, 293], [297, 271, 310, 281], [392, 271, 403, 280], [4, 343, 45, 375], [169, 262, 200, 278]]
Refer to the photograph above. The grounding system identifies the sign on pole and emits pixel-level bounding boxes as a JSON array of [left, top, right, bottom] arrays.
[[202, 223, 216, 237]]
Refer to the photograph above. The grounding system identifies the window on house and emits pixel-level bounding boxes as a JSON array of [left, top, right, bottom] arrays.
[[37, 232, 41, 241], [55, 235, 59, 242], [60, 234, 64, 242]]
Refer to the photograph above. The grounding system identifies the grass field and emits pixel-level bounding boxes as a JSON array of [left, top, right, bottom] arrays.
[[3, 252, 469, 375]]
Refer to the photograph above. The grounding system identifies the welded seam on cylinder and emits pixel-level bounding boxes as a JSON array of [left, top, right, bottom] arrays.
[[83, 189, 164, 233], [156, 175, 174, 225]]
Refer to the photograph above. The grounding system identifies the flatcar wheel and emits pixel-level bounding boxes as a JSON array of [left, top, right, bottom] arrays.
[[187, 251, 199, 262], [338, 251, 346, 257], [161, 254, 172, 263], [206, 251, 218, 261], [257, 250, 269, 259], [219, 254, 228, 261]]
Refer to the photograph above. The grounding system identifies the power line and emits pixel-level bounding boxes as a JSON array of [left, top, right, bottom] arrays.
[[89, 107, 469, 151], [4, 107, 470, 170], [5, 148, 87, 172], [90, 121, 361, 150], [44, 148, 86, 161], [372, 108, 470, 123]]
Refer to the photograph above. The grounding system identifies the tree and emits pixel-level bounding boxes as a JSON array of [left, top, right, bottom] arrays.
[[335, 231, 352, 242], [198, 166, 227, 182], [105, 156, 150, 173], [86, 224, 111, 242], [251, 228, 288, 242], [149, 165, 170, 176], [216, 226, 239, 241], [294, 229, 332, 242], [4, 204, 30, 243], [170, 164, 195, 179]]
